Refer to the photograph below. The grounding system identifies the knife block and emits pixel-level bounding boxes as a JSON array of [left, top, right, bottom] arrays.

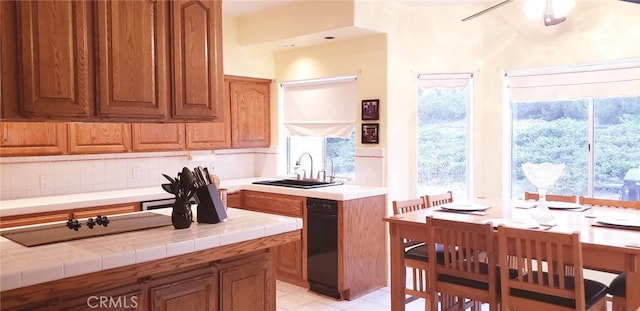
[[195, 183, 228, 224]]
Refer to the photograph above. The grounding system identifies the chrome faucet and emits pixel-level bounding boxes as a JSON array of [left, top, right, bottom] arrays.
[[326, 158, 335, 182], [296, 152, 313, 180]]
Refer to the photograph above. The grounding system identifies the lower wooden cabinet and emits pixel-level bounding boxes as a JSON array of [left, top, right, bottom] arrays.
[[54, 284, 143, 311], [232, 191, 306, 286], [218, 251, 273, 311], [149, 267, 216, 311], [0, 202, 140, 229]]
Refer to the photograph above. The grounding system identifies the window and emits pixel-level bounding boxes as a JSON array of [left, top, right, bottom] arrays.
[[508, 59, 640, 200], [417, 73, 473, 199], [286, 131, 355, 178], [280, 76, 357, 179]]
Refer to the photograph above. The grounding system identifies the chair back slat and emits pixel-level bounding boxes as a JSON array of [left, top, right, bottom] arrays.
[[426, 216, 497, 309], [578, 196, 640, 209], [524, 192, 576, 203], [423, 191, 454, 207], [392, 197, 426, 215], [498, 226, 587, 310]]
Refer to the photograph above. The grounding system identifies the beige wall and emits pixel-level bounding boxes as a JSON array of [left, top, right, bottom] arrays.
[[224, 0, 640, 200]]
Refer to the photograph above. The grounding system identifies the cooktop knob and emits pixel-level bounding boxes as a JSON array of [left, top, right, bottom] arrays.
[[96, 215, 110, 227], [66, 219, 81, 231], [86, 218, 95, 229]]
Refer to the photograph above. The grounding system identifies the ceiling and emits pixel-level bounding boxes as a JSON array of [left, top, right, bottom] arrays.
[[222, 0, 498, 16]]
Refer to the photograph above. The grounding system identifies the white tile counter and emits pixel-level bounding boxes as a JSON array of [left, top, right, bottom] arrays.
[[0, 177, 387, 217], [0, 207, 302, 292]]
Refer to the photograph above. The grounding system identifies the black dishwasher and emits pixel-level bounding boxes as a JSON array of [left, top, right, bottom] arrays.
[[306, 197, 340, 299]]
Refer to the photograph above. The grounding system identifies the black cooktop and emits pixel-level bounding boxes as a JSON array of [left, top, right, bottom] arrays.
[[1, 212, 172, 247]]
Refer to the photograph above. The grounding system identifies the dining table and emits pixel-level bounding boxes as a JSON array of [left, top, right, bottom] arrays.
[[383, 198, 640, 311]]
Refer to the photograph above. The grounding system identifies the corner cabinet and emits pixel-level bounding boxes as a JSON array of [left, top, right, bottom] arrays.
[[228, 76, 271, 148]]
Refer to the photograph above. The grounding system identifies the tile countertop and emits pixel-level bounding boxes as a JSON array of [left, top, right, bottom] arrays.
[[0, 177, 388, 217], [0, 207, 303, 292]]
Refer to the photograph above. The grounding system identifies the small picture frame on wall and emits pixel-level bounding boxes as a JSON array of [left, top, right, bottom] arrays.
[[362, 99, 380, 120], [362, 123, 379, 144]]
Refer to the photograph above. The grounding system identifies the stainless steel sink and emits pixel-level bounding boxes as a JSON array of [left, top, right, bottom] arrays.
[[252, 179, 343, 189]]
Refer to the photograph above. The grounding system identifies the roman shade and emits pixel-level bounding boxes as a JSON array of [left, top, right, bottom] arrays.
[[282, 76, 357, 138], [418, 73, 473, 89], [507, 59, 640, 102]]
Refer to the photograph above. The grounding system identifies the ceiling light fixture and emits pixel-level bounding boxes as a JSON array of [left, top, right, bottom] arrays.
[[524, 0, 575, 26], [324, 36, 335, 40], [283, 43, 295, 47]]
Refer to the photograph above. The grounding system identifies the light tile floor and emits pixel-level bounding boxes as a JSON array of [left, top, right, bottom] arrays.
[[276, 281, 612, 311], [276, 280, 427, 311]]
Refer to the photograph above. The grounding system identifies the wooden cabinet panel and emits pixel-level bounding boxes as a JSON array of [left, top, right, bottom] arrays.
[[132, 123, 185, 152], [243, 191, 304, 217], [17, 0, 93, 118], [171, 0, 223, 120], [228, 77, 271, 148], [0, 122, 67, 156], [72, 202, 140, 219], [275, 237, 303, 282], [56, 285, 143, 311], [218, 252, 273, 311], [68, 123, 132, 154], [186, 122, 230, 150], [96, 0, 169, 119], [150, 273, 215, 311], [0, 210, 71, 229]]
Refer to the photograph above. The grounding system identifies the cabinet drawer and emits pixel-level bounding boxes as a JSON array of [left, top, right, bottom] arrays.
[[72, 202, 140, 219], [243, 191, 303, 217]]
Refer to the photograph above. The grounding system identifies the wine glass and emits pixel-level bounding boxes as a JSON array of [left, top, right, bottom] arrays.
[[522, 162, 565, 225]]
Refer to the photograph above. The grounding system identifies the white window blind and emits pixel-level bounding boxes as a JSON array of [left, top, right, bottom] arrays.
[[507, 59, 640, 102], [282, 76, 356, 138], [418, 73, 473, 89]]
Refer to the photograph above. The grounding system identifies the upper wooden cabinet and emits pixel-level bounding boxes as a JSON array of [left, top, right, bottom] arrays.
[[68, 123, 132, 154], [1, 0, 224, 122], [17, 0, 94, 118], [132, 123, 186, 152], [171, 0, 223, 120], [228, 76, 271, 148], [96, 0, 169, 119], [0, 122, 67, 156]]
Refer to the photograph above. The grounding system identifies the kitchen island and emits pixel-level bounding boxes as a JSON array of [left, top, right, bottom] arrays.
[[0, 207, 302, 311]]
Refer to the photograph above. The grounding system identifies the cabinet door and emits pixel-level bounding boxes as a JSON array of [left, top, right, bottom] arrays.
[[72, 202, 140, 219], [17, 0, 93, 118], [186, 122, 230, 150], [275, 237, 303, 283], [54, 284, 143, 311], [243, 191, 303, 217], [219, 256, 271, 311], [171, 0, 223, 120], [0, 210, 71, 229], [68, 123, 132, 154], [150, 274, 215, 311], [0, 122, 67, 156], [96, 0, 169, 118], [229, 78, 271, 148], [132, 123, 185, 152]]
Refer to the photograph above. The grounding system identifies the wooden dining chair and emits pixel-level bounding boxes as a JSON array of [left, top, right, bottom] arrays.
[[423, 191, 454, 207], [578, 197, 640, 311], [392, 197, 431, 304], [524, 192, 577, 203], [425, 216, 499, 311], [497, 226, 609, 311]]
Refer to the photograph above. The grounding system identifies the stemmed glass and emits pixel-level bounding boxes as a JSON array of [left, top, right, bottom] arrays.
[[522, 162, 565, 225]]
